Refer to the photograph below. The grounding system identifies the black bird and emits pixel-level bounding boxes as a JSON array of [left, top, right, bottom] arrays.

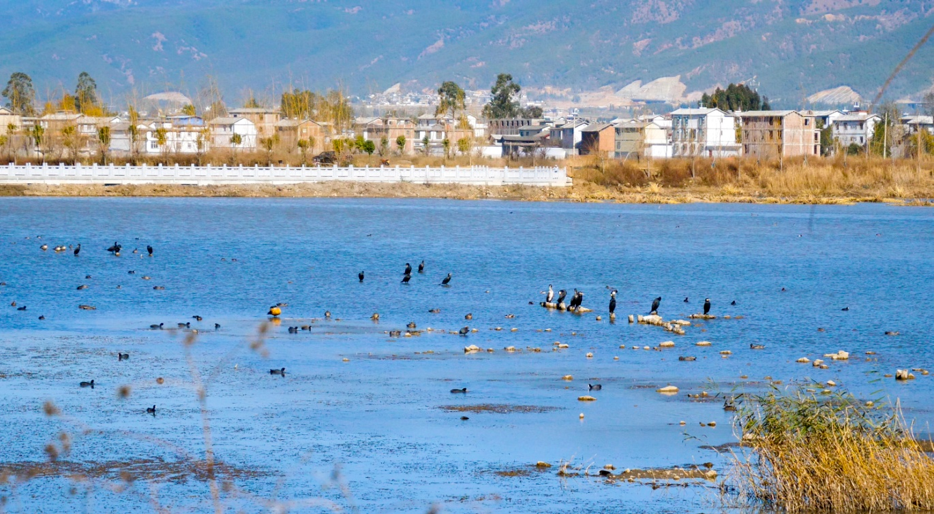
[[556, 289, 567, 306], [684, 297, 689, 303], [325, 311, 331, 319], [459, 326, 469, 336], [418, 261, 425, 273], [107, 242, 121, 254], [146, 405, 156, 414], [441, 273, 452, 286], [270, 367, 286, 376], [178, 322, 190, 329], [17, 306, 26, 311], [73, 244, 81, 257], [609, 290, 617, 314], [150, 323, 164, 329], [546, 285, 554, 303], [193, 315, 202, 321], [731, 300, 737, 306], [842, 307, 849, 311], [404, 263, 412, 275], [450, 388, 468, 394], [650, 296, 661, 315], [703, 298, 711, 316], [573, 290, 585, 310], [401, 273, 412, 284], [589, 384, 602, 391], [358, 271, 365, 283], [147, 245, 153, 257], [80, 380, 95, 388], [214, 323, 221, 330], [118, 353, 129, 361]]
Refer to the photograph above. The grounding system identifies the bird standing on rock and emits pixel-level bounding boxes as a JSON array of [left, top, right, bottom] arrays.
[[556, 290, 568, 308], [358, 271, 365, 283], [650, 297, 662, 315], [459, 326, 469, 336], [609, 290, 617, 315], [703, 298, 711, 315], [107, 242, 121, 255], [73, 244, 81, 257], [147, 245, 153, 257], [546, 285, 554, 303]]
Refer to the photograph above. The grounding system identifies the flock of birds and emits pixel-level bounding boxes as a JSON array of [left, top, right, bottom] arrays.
[[542, 284, 718, 317]]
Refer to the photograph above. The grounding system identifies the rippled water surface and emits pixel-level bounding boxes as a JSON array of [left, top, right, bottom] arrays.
[[0, 198, 932, 513]]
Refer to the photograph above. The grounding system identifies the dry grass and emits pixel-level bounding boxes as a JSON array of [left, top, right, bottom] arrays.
[[727, 389, 934, 512]]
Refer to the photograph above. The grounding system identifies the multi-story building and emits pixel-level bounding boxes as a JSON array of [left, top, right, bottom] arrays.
[[139, 116, 208, 155], [614, 120, 672, 159], [831, 113, 880, 149], [354, 117, 415, 154], [0, 107, 22, 136], [229, 108, 280, 138], [670, 108, 740, 157], [580, 123, 616, 156], [276, 119, 327, 154], [209, 117, 257, 151], [739, 110, 819, 159]]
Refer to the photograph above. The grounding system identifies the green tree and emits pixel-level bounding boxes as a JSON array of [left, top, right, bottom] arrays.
[[354, 135, 366, 154], [230, 133, 243, 158], [154, 127, 168, 159], [422, 135, 430, 155], [362, 139, 376, 155], [0, 135, 7, 162], [181, 104, 196, 116], [396, 135, 406, 155], [441, 138, 450, 159], [869, 102, 899, 157], [482, 73, 521, 119], [97, 126, 110, 164], [700, 83, 769, 112], [74, 72, 99, 114], [378, 136, 389, 157], [436, 81, 466, 119], [521, 105, 543, 118], [457, 137, 471, 155], [297, 138, 309, 164], [2, 72, 36, 116], [30, 124, 45, 162], [280, 90, 318, 119], [818, 120, 834, 156], [62, 125, 80, 163], [259, 136, 277, 164]]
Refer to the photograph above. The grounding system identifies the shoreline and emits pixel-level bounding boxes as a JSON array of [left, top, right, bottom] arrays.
[[1, 181, 932, 205]]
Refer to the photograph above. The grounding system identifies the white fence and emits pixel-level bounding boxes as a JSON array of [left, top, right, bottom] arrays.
[[0, 163, 570, 187]]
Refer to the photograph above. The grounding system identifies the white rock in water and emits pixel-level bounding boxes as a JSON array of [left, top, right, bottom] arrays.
[[696, 341, 712, 347], [812, 359, 824, 367], [797, 357, 811, 363], [659, 341, 675, 348], [656, 385, 679, 394], [464, 345, 482, 354]]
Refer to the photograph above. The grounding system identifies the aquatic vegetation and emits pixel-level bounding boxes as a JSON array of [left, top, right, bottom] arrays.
[[727, 388, 934, 512]]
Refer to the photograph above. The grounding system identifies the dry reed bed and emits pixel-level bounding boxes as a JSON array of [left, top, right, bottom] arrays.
[[728, 389, 934, 512]]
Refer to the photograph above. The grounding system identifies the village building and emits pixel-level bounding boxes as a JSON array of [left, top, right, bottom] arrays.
[[670, 108, 740, 157], [209, 117, 257, 150], [739, 110, 819, 158]]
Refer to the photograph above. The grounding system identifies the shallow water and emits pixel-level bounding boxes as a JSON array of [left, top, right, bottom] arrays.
[[0, 198, 932, 513]]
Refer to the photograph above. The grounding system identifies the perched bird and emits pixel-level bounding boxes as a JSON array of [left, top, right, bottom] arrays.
[[80, 380, 95, 388], [650, 297, 662, 315], [418, 261, 425, 274], [459, 326, 469, 336], [450, 388, 467, 394], [404, 263, 412, 275], [556, 290, 568, 307], [703, 298, 711, 316], [546, 285, 554, 303], [118, 353, 129, 361], [270, 367, 286, 376], [441, 273, 452, 286], [147, 245, 153, 257], [73, 244, 81, 257], [107, 242, 121, 255], [401, 274, 412, 284], [609, 290, 617, 314], [146, 405, 156, 414], [358, 271, 365, 283], [589, 384, 602, 391]]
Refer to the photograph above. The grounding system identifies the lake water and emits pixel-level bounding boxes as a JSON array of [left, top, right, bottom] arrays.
[[0, 198, 932, 513]]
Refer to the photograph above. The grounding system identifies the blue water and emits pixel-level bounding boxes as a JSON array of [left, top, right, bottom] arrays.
[[0, 198, 932, 513]]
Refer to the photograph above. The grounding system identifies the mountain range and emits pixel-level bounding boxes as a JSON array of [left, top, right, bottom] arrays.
[[1, 0, 933, 108]]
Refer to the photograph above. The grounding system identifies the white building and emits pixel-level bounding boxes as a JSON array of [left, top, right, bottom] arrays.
[[832, 113, 880, 149], [140, 116, 209, 155], [670, 108, 740, 157], [209, 117, 257, 150]]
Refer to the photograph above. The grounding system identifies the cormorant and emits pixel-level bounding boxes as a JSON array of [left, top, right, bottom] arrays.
[[73, 244, 81, 257], [546, 285, 554, 303], [730, 300, 737, 306], [450, 388, 467, 394], [270, 367, 286, 375], [703, 298, 711, 315], [650, 296, 662, 315], [214, 323, 221, 330], [556, 290, 567, 306], [418, 261, 425, 273], [107, 242, 121, 254], [404, 263, 412, 275], [146, 405, 156, 414], [441, 273, 452, 285], [609, 290, 617, 314], [118, 353, 129, 361], [358, 271, 365, 283], [80, 380, 95, 388], [193, 315, 202, 321], [401, 273, 412, 284], [684, 297, 689, 303], [147, 245, 153, 257], [150, 323, 163, 329]]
